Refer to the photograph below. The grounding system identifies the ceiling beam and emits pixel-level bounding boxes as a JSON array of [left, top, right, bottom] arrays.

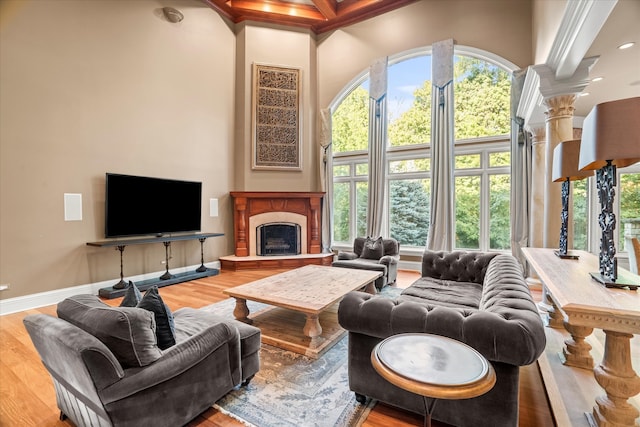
[[312, 0, 338, 20]]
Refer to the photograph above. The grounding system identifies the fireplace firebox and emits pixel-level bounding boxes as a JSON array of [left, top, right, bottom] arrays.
[[257, 222, 301, 256]]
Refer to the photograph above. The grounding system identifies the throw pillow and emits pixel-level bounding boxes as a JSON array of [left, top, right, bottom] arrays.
[[137, 286, 176, 350], [120, 281, 142, 307], [57, 294, 162, 368], [360, 236, 384, 260]]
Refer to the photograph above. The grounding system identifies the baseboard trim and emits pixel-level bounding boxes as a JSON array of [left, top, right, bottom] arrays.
[[0, 261, 221, 316]]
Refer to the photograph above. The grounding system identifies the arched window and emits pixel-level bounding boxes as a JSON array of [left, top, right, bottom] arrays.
[[331, 47, 513, 252]]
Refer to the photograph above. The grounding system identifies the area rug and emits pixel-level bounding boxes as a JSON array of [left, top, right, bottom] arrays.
[[204, 287, 402, 427]]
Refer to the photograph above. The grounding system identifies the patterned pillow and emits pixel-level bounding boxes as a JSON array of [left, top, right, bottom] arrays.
[[137, 286, 176, 350], [360, 236, 384, 260], [57, 294, 162, 368]]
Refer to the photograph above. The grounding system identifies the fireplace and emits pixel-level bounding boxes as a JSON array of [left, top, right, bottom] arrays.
[[257, 222, 301, 256], [221, 192, 333, 270]]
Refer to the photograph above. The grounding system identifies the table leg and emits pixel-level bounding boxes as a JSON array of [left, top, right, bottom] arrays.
[[422, 396, 437, 427], [548, 298, 565, 329], [232, 298, 253, 324], [562, 321, 594, 369], [590, 330, 640, 427], [364, 281, 376, 294], [303, 314, 322, 337]]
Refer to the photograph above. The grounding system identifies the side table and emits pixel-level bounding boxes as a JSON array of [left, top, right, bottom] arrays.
[[371, 333, 496, 427]]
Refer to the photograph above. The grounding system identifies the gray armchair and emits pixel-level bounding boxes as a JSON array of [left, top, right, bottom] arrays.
[[332, 237, 400, 290], [23, 294, 261, 427]]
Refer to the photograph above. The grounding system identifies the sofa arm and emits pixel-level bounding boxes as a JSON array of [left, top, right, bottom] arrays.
[[99, 322, 240, 404], [338, 290, 545, 366], [379, 254, 398, 265], [337, 251, 358, 260]]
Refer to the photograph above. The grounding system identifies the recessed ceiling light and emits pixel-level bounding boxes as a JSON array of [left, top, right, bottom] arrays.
[[591, 77, 604, 82], [618, 42, 635, 50], [580, 92, 590, 97]]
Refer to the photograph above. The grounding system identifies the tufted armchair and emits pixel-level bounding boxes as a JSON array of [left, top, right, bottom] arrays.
[[337, 250, 546, 427], [332, 236, 400, 290]]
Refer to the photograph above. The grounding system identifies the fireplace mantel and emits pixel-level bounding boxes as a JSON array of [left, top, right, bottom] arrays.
[[229, 191, 324, 257]]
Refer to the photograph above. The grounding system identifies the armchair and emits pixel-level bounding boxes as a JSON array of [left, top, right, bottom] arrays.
[[23, 294, 261, 427], [332, 237, 400, 290]]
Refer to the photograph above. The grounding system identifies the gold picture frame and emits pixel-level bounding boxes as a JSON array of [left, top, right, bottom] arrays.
[[252, 63, 302, 171]]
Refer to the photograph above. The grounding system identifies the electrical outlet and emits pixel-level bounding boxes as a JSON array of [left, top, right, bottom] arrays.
[[0, 284, 9, 291]]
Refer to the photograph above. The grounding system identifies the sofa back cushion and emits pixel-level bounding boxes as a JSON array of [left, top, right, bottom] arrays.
[[421, 250, 498, 284], [57, 294, 163, 368]]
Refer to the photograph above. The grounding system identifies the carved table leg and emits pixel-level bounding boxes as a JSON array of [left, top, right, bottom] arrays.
[[548, 298, 565, 329], [232, 298, 253, 324], [364, 281, 376, 294], [590, 330, 640, 427], [562, 321, 594, 369], [303, 314, 322, 337]]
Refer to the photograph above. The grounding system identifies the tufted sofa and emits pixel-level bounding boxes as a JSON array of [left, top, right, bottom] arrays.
[[338, 250, 546, 427]]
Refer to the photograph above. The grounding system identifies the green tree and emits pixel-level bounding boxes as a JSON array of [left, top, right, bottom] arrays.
[[389, 179, 430, 245], [332, 86, 369, 152], [388, 82, 432, 146]]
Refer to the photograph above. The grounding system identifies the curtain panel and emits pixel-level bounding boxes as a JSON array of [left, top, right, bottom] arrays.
[[319, 108, 333, 252], [426, 39, 455, 251]]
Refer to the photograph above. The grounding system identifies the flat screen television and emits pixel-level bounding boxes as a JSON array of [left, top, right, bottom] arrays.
[[105, 173, 202, 238]]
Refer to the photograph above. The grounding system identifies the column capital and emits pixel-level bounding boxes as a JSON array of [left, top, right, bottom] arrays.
[[544, 94, 577, 120], [533, 56, 598, 100]]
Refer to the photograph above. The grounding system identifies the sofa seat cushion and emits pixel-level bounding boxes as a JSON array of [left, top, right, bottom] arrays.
[[173, 308, 261, 360], [332, 259, 387, 275], [57, 294, 162, 368], [400, 277, 482, 310]]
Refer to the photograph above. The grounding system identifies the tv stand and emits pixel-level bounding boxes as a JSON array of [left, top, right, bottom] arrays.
[[87, 233, 223, 298]]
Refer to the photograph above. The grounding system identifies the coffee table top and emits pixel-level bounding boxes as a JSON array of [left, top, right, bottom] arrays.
[[372, 333, 496, 400], [223, 265, 382, 314]]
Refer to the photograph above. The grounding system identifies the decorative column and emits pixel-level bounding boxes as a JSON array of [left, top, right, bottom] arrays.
[[529, 125, 547, 250], [533, 59, 595, 249], [542, 94, 576, 248]]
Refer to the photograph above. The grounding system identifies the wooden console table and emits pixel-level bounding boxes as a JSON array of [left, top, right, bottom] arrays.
[[522, 247, 640, 427], [87, 233, 223, 298]]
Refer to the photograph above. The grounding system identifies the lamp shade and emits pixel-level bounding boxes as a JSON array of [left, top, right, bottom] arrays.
[[552, 139, 594, 182], [579, 97, 640, 171]]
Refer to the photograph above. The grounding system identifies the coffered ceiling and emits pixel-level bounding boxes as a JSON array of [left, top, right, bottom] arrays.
[[201, 0, 419, 34]]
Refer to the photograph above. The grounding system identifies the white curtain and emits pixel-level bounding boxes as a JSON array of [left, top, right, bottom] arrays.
[[510, 69, 532, 268], [366, 57, 388, 238], [426, 39, 454, 251], [318, 108, 333, 252]]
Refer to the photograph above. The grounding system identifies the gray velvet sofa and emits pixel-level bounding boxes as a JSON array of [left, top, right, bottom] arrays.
[[332, 237, 400, 290], [338, 250, 546, 427], [23, 294, 261, 427]]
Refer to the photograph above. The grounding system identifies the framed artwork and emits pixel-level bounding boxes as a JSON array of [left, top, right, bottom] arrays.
[[252, 63, 302, 170]]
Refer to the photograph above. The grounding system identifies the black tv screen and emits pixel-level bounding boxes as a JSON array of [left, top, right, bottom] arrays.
[[105, 173, 202, 238]]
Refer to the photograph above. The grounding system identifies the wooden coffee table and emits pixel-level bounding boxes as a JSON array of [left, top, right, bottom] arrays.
[[223, 265, 381, 357], [371, 333, 496, 427]]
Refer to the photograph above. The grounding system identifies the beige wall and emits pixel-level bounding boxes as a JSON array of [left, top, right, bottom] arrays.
[[0, 0, 236, 299], [532, 0, 567, 64], [317, 0, 533, 108], [234, 24, 319, 192]]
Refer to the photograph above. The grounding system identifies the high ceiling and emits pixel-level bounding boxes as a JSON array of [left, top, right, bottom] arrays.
[[200, 0, 639, 119], [201, 0, 419, 34]]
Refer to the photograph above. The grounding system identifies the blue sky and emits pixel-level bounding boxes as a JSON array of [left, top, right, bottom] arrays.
[[387, 56, 432, 119]]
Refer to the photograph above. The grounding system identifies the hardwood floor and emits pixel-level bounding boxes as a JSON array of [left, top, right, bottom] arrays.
[[0, 269, 554, 427]]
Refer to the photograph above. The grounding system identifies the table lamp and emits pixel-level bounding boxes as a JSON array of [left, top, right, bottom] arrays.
[[552, 139, 593, 259], [578, 97, 640, 288]]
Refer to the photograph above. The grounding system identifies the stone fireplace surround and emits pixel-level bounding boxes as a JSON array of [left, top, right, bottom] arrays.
[[220, 191, 333, 270]]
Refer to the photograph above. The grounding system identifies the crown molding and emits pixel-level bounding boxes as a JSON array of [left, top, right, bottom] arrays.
[[547, 0, 617, 80]]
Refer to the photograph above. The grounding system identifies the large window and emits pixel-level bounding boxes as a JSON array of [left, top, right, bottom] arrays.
[[331, 49, 512, 251]]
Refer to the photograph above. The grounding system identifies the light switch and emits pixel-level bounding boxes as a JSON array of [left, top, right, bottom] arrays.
[[64, 193, 82, 221]]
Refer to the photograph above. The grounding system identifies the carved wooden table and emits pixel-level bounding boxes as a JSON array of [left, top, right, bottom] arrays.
[[223, 265, 381, 338], [371, 333, 496, 427], [522, 247, 640, 427]]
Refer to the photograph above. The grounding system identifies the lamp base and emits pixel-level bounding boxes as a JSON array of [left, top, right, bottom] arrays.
[[589, 272, 638, 291], [554, 250, 580, 260]]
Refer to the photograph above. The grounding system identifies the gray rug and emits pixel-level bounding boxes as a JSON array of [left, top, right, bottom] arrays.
[[205, 287, 402, 427]]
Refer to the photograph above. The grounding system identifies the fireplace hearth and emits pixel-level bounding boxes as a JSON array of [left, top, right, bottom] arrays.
[[257, 222, 301, 256]]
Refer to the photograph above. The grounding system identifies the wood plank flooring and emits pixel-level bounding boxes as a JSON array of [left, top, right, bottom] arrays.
[[0, 269, 554, 427]]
